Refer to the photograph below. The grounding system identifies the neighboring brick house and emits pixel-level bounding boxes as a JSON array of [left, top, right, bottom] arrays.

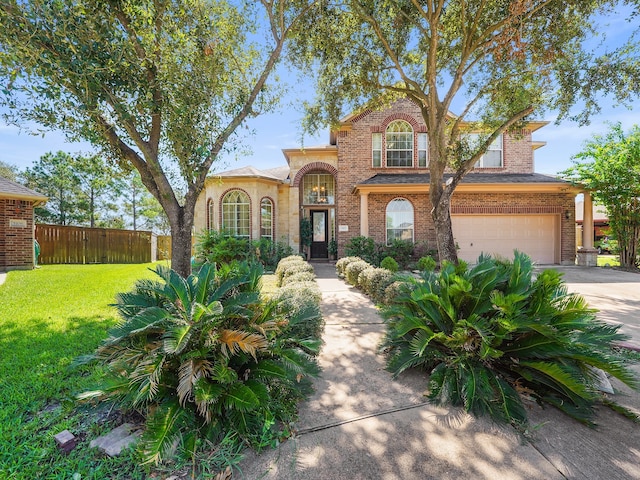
[[0, 177, 47, 270], [195, 98, 579, 264]]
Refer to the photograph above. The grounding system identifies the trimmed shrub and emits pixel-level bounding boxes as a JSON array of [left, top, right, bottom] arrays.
[[275, 255, 308, 286], [335, 256, 364, 278], [358, 267, 395, 304], [280, 262, 315, 286], [345, 259, 371, 286], [380, 256, 399, 272], [417, 256, 436, 272], [380, 252, 639, 428], [272, 281, 324, 341], [281, 271, 316, 286], [383, 280, 408, 305]]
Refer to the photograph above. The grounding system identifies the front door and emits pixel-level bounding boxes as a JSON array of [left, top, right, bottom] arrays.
[[310, 210, 328, 259]]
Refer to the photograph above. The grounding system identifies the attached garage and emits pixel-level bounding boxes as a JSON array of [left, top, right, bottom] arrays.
[[451, 214, 560, 264]]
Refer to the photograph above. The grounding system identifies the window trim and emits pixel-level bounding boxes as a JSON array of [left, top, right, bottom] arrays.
[[385, 197, 415, 245], [473, 134, 503, 168], [221, 189, 251, 239], [385, 120, 414, 168], [206, 198, 215, 230], [302, 172, 335, 205], [260, 197, 274, 240]]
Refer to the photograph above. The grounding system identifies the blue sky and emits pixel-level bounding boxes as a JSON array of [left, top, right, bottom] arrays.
[[1, 7, 637, 177]]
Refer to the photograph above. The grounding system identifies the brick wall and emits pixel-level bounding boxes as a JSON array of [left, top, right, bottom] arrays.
[[335, 98, 538, 255], [0, 198, 35, 270]]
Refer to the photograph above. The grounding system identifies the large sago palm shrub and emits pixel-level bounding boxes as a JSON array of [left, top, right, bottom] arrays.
[[78, 262, 320, 464], [380, 252, 638, 427]]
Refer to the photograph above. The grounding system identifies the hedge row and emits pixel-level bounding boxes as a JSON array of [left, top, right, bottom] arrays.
[[336, 256, 400, 305], [272, 255, 324, 341]]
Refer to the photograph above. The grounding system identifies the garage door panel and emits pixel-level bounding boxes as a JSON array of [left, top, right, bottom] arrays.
[[452, 215, 557, 264]]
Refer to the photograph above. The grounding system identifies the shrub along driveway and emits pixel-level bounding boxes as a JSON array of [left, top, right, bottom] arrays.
[[238, 263, 640, 480]]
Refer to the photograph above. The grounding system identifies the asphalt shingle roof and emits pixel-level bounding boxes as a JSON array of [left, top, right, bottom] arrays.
[[0, 176, 47, 201], [359, 172, 568, 185]]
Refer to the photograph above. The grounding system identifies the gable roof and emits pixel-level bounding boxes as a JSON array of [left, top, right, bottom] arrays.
[[0, 177, 47, 204], [209, 165, 289, 182]]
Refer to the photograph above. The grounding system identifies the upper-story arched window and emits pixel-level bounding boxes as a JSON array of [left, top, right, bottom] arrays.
[[221, 190, 250, 238], [372, 120, 428, 168]]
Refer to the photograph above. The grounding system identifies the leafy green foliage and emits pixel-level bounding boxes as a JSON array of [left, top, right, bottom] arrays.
[[0, 0, 316, 276], [299, 217, 313, 249], [381, 252, 638, 427], [380, 256, 399, 273], [562, 123, 640, 268], [382, 239, 414, 269], [78, 262, 320, 464], [345, 236, 380, 265], [195, 230, 294, 271], [417, 256, 437, 272]]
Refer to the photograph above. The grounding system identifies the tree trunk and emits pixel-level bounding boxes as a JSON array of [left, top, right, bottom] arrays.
[[168, 205, 195, 278], [431, 188, 458, 264]]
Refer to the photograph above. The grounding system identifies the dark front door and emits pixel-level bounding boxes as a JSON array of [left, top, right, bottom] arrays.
[[310, 210, 328, 259]]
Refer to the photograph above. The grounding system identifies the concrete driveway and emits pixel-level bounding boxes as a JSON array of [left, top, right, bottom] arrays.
[[548, 266, 640, 349]]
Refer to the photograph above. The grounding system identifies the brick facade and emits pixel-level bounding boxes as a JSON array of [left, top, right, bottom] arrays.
[[194, 98, 578, 264], [0, 199, 36, 270]]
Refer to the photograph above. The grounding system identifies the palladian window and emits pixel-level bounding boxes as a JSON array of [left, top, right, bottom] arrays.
[[221, 190, 250, 238], [386, 198, 414, 244]]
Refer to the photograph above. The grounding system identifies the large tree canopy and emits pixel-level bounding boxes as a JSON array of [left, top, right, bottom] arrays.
[[562, 123, 640, 268], [292, 0, 640, 262], [0, 0, 317, 276]]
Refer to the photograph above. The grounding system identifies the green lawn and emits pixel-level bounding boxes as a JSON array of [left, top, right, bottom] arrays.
[[597, 255, 621, 267], [0, 264, 161, 480]]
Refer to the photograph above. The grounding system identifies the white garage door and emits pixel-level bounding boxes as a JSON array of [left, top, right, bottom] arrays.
[[451, 215, 558, 264]]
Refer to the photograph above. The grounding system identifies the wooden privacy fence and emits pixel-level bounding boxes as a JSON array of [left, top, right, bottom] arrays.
[[36, 224, 154, 264]]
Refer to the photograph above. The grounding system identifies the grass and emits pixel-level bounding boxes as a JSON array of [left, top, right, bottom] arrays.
[[597, 255, 621, 267], [0, 263, 161, 480]]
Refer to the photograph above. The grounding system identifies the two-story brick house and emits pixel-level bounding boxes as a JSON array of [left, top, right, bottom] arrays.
[[195, 98, 578, 265]]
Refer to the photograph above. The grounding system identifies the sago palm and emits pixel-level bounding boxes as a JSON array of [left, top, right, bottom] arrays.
[[78, 262, 320, 464], [380, 252, 638, 427]]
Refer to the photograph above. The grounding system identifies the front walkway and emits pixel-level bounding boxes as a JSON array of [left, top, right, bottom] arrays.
[[238, 264, 566, 479]]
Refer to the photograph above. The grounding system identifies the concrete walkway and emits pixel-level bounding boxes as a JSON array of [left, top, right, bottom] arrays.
[[0, 272, 6, 287], [238, 263, 640, 479]]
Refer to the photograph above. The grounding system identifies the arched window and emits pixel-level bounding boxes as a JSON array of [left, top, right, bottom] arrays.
[[206, 198, 215, 230], [260, 198, 273, 240], [221, 190, 250, 238], [386, 198, 414, 244], [386, 121, 413, 167], [302, 172, 335, 205]]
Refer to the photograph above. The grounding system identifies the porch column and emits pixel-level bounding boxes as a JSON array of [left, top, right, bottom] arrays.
[[576, 191, 597, 266], [582, 191, 595, 249], [360, 192, 369, 237]]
